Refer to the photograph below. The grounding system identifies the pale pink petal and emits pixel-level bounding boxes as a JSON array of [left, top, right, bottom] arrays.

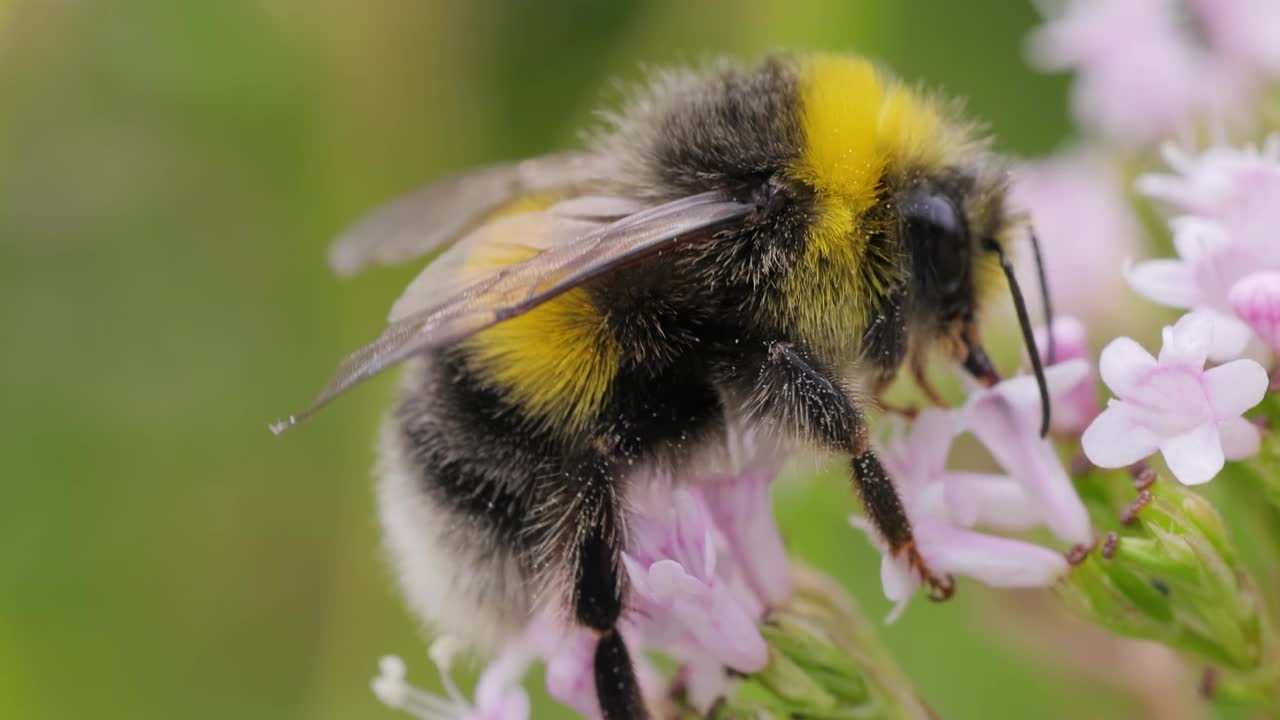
[[472, 686, 530, 720], [943, 472, 1042, 532], [1203, 359, 1269, 418], [1054, 377, 1102, 435], [916, 521, 1069, 589], [878, 552, 916, 623], [1082, 405, 1162, 468], [638, 555, 768, 672], [910, 409, 962, 472], [646, 558, 711, 599], [702, 462, 792, 606], [473, 649, 533, 720], [678, 584, 769, 673], [1159, 313, 1213, 370], [544, 634, 602, 720], [1034, 316, 1090, 364], [850, 514, 915, 619], [1230, 271, 1280, 353], [1190, 0, 1280, 73], [995, 360, 1092, 418], [1201, 310, 1255, 362], [1023, 328, 1100, 434], [1099, 337, 1158, 396], [966, 392, 1092, 544], [677, 656, 732, 714], [1159, 423, 1226, 485], [1126, 258, 1201, 308], [1218, 416, 1262, 461], [879, 551, 915, 603]]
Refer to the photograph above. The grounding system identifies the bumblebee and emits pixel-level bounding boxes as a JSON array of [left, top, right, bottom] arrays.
[[275, 54, 1051, 719]]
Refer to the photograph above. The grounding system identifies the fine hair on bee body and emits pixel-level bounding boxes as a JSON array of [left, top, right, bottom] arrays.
[[277, 52, 1053, 720]]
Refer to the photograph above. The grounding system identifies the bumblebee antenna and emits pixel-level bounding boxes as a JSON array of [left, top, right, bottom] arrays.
[[1028, 227, 1055, 364], [985, 238, 1051, 437]]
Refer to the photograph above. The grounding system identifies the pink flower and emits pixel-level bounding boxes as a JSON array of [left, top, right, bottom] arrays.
[[372, 642, 530, 720], [1028, 0, 1251, 143], [1230, 271, 1280, 354], [1083, 312, 1269, 485], [1190, 0, 1280, 77], [1129, 137, 1280, 359], [1032, 317, 1101, 434], [1011, 150, 1146, 323], [527, 614, 663, 720], [859, 407, 1075, 621], [700, 457, 791, 606], [539, 626, 608, 720], [376, 438, 792, 720], [962, 360, 1094, 545], [622, 488, 769, 674]]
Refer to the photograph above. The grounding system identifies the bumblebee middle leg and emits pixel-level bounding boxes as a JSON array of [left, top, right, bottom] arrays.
[[726, 340, 954, 600]]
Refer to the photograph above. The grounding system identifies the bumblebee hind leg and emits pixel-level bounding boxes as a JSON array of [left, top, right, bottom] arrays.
[[553, 454, 647, 720]]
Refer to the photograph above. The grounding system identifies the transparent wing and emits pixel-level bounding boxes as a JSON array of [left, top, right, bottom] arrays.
[[385, 194, 647, 323], [271, 191, 756, 434], [328, 152, 614, 276]]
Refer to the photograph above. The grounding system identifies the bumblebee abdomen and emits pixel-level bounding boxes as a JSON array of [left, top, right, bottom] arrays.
[[460, 290, 620, 434]]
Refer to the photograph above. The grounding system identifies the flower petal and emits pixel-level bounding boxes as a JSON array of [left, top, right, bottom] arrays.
[[544, 634, 602, 720], [1099, 337, 1157, 396], [1230, 271, 1280, 353], [1203, 359, 1269, 418], [967, 393, 1092, 544], [683, 586, 769, 673], [1126, 258, 1201, 308], [702, 462, 792, 606], [1082, 405, 1161, 468], [1159, 423, 1226, 485], [1034, 316, 1089, 364], [1202, 311, 1255, 362], [1161, 312, 1213, 369], [943, 472, 1042, 532], [910, 409, 962, 474], [916, 521, 1068, 588], [1218, 416, 1262, 461]]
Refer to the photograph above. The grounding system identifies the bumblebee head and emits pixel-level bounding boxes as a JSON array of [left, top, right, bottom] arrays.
[[899, 166, 1053, 436], [784, 54, 1052, 432]]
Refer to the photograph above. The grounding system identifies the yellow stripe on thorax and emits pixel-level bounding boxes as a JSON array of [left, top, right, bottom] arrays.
[[458, 228, 620, 434], [783, 55, 952, 357]]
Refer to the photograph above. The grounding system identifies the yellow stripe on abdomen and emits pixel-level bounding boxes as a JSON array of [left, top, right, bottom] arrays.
[[459, 244, 620, 433]]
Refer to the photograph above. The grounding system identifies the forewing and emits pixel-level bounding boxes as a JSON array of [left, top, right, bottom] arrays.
[[385, 194, 647, 323], [328, 152, 614, 276], [272, 191, 756, 434]]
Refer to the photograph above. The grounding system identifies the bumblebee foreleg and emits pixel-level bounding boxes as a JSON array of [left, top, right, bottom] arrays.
[[727, 340, 955, 601]]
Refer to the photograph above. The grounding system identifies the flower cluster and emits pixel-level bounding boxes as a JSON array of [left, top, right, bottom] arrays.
[[1130, 138, 1280, 360], [373, 439, 791, 719], [1023, 1, 1280, 709], [1029, 0, 1280, 144], [853, 351, 1094, 620]]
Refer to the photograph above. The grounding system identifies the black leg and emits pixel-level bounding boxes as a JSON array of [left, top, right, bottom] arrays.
[[851, 449, 954, 600], [561, 456, 647, 720], [721, 340, 955, 600]]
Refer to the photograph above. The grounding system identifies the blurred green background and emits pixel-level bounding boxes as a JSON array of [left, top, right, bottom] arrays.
[[2, 1, 1170, 718]]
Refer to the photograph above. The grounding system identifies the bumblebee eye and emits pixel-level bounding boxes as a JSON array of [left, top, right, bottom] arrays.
[[904, 190, 968, 299]]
